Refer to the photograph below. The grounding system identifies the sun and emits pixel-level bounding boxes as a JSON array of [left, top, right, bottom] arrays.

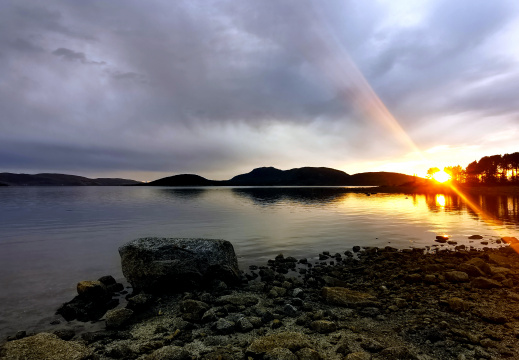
[[432, 170, 451, 183]]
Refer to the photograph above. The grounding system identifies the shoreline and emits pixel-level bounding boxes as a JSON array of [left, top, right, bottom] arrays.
[[2, 241, 519, 359]]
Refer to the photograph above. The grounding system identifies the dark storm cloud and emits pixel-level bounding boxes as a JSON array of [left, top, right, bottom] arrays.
[[0, 0, 518, 179]]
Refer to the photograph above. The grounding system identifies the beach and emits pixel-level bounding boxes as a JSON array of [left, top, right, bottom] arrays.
[[2, 240, 519, 360]]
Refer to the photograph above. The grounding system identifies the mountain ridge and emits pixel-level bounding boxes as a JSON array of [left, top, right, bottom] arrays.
[[146, 166, 420, 187], [0, 173, 141, 186]]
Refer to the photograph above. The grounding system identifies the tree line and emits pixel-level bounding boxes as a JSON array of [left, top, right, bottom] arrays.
[[430, 152, 519, 185]]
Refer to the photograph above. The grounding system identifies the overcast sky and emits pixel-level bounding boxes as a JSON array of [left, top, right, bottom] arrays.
[[1, 0, 518, 181]]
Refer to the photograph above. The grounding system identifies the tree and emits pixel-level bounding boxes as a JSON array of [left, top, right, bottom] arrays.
[[426, 167, 440, 179], [444, 165, 464, 183]]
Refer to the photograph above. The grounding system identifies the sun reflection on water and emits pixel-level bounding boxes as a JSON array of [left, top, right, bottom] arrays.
[[436, 194, 446, 207]]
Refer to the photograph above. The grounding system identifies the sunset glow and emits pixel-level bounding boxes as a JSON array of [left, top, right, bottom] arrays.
[[432, 171, 451, 183]]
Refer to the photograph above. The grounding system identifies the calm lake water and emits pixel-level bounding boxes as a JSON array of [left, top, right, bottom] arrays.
[[0, 186, 518, 339]]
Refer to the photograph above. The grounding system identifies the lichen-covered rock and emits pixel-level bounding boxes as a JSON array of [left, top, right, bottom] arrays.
[[310, 320, 337, 333], [321, 287, 377, 307], [105, 308, 133, 329], [146, 345, 191, 360], [246, 332, 312, 356], [264, 347, 298, 360], [0, 332, 92, 360], [119, 237, 240, 293]]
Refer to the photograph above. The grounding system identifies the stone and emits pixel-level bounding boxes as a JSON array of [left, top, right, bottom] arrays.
[[378, 346, 418, 359], [468, 235, 483, 239], [471, 277, 502, 289], [98, 275, 117, 286], [321, 287, 377, 307], [310, 320, 337, 333], [215, 318, 235, 334], [53, 329, 75, 341], [76, 280, 108, 299], [127, 293, 153, 311], [216, 293, 259, 306], [458, 264, 485, 277], [180, 299, 210, 322], [345, 352, 372, 360], [0, 332, 92, 360], [448, 297, 470, 312], [236, 317, 254, 332], [119, 237, 240, 293], [465, 258, 491, 274], [444, 271, 469, 283], [501, 236, 519, 244], [264, 347, 298, 360], [146, 345, 191, 360], [295, 347, 322, 360], [105, 308, 133, 329], [246, 332, 312, 356], [283, 304, 298, 317]]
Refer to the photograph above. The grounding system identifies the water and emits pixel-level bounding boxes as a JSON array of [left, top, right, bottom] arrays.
[[0, 186, 518, 339]]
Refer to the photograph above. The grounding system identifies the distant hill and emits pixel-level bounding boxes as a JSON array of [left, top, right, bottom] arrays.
[[228, 167, 352, 186], [147, 167, 420, 187], [146, 174, 218, 186], [0, 173, 140, 186]]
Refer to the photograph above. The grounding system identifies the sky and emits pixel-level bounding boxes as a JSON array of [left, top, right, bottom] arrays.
[[1, 0, 518, 181]]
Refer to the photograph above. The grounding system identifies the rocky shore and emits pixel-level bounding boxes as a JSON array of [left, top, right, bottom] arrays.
[[2, 239, 519, 360]]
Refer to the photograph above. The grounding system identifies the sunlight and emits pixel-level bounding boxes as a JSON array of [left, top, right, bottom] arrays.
[[436, 194, 446, 207], [432, 170, 451, 183]]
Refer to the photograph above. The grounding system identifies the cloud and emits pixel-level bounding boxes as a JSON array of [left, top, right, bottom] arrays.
[[0, 0, 518, 180]]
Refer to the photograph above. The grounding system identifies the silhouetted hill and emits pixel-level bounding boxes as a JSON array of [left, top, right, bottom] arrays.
[[0, 173, 140, 186], [146, 174, 218, 186], [228, 167, 352, 186], [349, 172, 418, 186], [147, 167, 421, 187]]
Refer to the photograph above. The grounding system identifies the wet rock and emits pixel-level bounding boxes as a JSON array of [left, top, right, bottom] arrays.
[[119, 237, 240, 293], [0, 332, 92, 360], [98, 275, 117, 286], [471, 277, 502, 289], [321, 287, 377, 307], [77, 280, 108, 299], [105, 308, 133, 329], [352, 246, 361, 252], [146, 345, 191, 360], [360, 339, 384, 352], [271, 319, 283, 329], [246, 332, 312, 357], [310, 320, 336, 333], [468, 235, 483, 239], [444, 271, 469, 283]]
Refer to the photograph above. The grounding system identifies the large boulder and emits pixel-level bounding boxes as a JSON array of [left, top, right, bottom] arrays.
[[119, 238, 240, 293]]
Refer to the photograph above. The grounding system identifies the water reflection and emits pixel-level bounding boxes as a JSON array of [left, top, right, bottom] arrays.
[[418, 192, 519, 226], [231, 187, 354, 206], [158, 188, 208, 199]]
